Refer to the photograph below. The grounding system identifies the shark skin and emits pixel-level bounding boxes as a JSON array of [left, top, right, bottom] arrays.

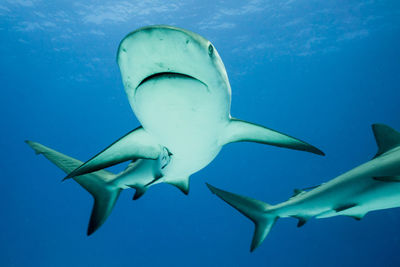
[[207, 124, 400, 252], [65, 25, 323, 191], [25, 141, 168, 235], [30, 25, 323, 235]]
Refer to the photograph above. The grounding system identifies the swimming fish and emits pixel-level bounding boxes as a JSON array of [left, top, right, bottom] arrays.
[[207, 124, 400, 252], [26, 140, 166, 235], [28, 25, 323, 235]]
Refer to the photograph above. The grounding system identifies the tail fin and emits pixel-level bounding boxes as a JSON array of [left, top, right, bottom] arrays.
[[206, 183, 278, 252], [26, 140, 121, 235]]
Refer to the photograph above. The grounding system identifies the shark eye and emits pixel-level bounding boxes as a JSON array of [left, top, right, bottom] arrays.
[[208, 44, 214, 56]]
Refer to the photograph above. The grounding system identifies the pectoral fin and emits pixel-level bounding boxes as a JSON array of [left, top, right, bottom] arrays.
[[65, 126, 161, 179], [221, 118, 324, 156]]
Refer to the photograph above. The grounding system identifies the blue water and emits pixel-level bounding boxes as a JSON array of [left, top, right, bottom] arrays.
[[1, 1, 400, 266]]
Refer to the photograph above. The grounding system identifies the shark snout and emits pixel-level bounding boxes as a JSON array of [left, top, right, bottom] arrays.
[[117, 25, 213, 95]]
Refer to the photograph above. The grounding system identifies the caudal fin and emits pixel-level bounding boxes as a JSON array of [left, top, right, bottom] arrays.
[[26, 140, 121, 235], [206, 183, 278, 252]]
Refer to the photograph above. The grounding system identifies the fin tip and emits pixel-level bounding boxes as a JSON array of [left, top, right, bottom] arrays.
[[25, 140, 42, 154], [86, 227, 96, 236], [87, 221, 98, 236], [311, 146, 325, 156], [297, 220, 306, 228], [132, 192, 142, 200], [62, 176, 71, 182]]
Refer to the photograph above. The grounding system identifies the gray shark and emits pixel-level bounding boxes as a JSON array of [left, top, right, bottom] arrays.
[[207, 124, 400, 252], [28, 25, 323, 235], [26, 140, 170, 235]]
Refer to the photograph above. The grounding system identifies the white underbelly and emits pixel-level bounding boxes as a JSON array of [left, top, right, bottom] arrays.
[[164, 144, 222, 178], [132, 74, 229, 151]]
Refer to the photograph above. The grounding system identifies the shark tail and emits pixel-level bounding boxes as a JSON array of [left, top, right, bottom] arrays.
[[206, 183, 278, 252], [26, 140, 122, 235], [81, 180, 122, 236]]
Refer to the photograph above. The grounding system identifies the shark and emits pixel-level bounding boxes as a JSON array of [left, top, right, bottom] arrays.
[[207, 124, 400, 252], [27, 25, 323, 235], [26, 140, 166, 235]]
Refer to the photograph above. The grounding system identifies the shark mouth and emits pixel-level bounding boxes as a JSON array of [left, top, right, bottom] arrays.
[[136, 72, 208, 90]]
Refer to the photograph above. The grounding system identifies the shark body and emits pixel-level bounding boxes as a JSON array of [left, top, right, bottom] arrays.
[[26, 141, 161, 234], [27, 25, 323, 235], [208, 124, 400, 252]]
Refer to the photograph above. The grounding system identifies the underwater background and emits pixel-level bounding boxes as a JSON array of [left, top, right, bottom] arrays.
[[1, 0, 400, 266]]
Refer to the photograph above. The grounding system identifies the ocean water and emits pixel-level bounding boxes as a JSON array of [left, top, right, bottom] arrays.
[[1, 1, 400, 266]]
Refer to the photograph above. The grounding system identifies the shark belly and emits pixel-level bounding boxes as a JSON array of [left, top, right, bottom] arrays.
[[28, 25, 328, 238], [276, 171, 373, 219], [282, 159, 400, 220], [111, 159, 158, 189], [331, 155, 400, 217], [163, 145, 222, 179], [132, 73, 229, 175], [333, 182, 400, 218]]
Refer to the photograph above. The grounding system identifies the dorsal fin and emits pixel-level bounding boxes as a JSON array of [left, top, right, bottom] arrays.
[[372, 124, 400, 158]]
